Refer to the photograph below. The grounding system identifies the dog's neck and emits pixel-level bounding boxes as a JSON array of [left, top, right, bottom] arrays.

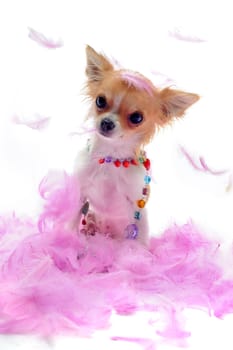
[[87, 133, 143, 160]]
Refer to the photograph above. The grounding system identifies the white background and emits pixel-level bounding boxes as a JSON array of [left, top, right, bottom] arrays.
[[0, 0, 233, 349]]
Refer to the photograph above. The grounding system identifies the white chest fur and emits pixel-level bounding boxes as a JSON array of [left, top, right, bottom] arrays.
[[77, 151, 145, 214], [74, 135, 150, 241]]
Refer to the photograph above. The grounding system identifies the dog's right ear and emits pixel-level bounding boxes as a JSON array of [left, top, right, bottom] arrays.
[[86, 45, 113, 82]]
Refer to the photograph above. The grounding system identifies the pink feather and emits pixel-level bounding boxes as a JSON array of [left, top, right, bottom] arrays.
[[199, 156, 228, 175], [111, 336, 156, 350], [180, 146, 229, 175], [69, 126, 97, 136], [12, 114, 51, 130], [28, 27, 63, 49], [169, 28, 206, 43], [1, 171, 233, 348], [150, 70, 175, 86], [38, 170, 81, 232]]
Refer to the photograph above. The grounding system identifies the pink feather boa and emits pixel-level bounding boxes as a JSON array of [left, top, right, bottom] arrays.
[[0, 171, 233, 344]]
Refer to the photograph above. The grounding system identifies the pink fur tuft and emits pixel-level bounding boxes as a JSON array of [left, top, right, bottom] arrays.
[[121, 71, 154, 96]]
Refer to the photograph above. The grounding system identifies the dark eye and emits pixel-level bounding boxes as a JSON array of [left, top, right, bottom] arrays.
[[96, 95, 107, 109], [128, 111, 144, 125]]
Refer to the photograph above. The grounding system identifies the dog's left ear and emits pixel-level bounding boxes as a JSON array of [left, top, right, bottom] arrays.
[[160, 87, 199, 120], [86, 45, 113, 82]]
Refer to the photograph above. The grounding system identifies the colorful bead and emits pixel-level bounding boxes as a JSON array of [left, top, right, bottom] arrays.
[[125, 223, 138, 239], [134, 211, 141, 220], [143, 158, 151, 171], [114, 159, 121, 167], [81, 201, 89, 215], [142, 187, 148, 195], [138, 157, 144, 164], [96, 152, 152, 241], [131, 159, 138, 165], [144, 175, 151, 184], [123, 160, 130, 168], [137, 199, 146, 208], [105, 156, 113, 163], [97, 156, 150, 171]]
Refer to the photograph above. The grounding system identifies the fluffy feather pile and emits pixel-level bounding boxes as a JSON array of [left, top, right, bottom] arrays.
[[0, 171, 233, 342]]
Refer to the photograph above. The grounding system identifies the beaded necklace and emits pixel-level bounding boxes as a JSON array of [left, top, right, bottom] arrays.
[[81, 151, 151, 239]]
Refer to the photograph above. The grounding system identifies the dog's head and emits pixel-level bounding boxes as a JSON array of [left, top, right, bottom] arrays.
[[85, 45, 199, 147]]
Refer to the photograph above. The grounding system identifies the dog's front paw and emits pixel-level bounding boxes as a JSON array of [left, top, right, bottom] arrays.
[[81, 212, 99, 236]]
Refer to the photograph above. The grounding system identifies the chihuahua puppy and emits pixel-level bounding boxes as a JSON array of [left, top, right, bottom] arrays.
[[74, 45, 199, 244]]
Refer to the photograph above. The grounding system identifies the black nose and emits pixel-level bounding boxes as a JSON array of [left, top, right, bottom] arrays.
[[100, 118, 115, 133]]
